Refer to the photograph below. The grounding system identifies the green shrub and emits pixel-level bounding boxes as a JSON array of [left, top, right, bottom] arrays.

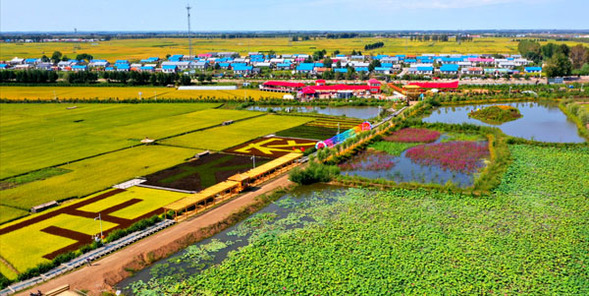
[[289, 162, 340, 185]]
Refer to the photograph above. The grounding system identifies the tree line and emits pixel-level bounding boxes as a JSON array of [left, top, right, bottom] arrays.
[[0, 70, 58, 83], [364, 42, 384, 51], [518, 40, 589, 77], [410, 35, 450, 42]]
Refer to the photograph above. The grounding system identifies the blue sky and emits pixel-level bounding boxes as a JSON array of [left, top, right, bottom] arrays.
[[1, 0, 588, 32]]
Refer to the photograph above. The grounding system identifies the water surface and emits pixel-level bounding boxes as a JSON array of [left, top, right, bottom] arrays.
[[118, 184, 346, 294], [422, 102, 585, 143], [247, 105, 382, 120]]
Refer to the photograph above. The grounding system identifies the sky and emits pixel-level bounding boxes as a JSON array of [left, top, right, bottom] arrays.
[[1, 0, 588, 32]]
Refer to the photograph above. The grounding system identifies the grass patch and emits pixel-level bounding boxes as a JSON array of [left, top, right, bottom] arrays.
[[368, 141, 421, 156], [440, 132, 487, 143], [468, 105, 522, 124]]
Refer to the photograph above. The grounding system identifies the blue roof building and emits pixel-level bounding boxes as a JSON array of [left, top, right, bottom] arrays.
[[417, 66, 434, 72], [334, 68, 348, 73], [115, 60, 129, 64], [140, 66, 155, 71], [162, 65, 178, 72], [296, 63, 315, 72], [72, 65, 88, 71], [105, 67, 115, 71], [381, 63, 393, 68], [276, 63, 292, 69], [116, 64, 130, 71], [440, 57, 464, 63], [355, 67, 369, 72], [440, 64, 459, 72], [0, 64, 8, 69], [233, 65, 253, 72], [525, 66, 542, 73], [404, 59, 417, 64]]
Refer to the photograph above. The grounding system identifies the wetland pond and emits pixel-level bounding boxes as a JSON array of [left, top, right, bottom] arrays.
[[422, 101, 585, 143], [339, 134, 488, 187], [247, 105, 383, 120], [118, 184, 347, 294]]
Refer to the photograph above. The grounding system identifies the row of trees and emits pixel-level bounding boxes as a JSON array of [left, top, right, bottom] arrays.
[[0, 70, 58, 83], [410, 35, 450, 42], [364, 42, 384, 51], [101, 71, 190, 85]]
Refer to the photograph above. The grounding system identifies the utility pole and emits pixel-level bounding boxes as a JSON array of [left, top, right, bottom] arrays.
[[95, 213, 103, 241], [186, 4, 193, 58]]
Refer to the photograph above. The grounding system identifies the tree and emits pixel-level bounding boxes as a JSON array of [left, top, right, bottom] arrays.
[[51, 51, 62, 65], [541, 43, 558, 59], [544, 53, 572, 78], [368, 60, 381, 72], [180, 74, 191, 85], [41, 55, 50, 63], [570, 45, 588, 69], [197, 73, 205, 83], [555, 44, 570, 57], [333, 50, 340, 56], [75, 53, 93, 62], [323, 57, 333, 68], [518, 40, 542, 63]]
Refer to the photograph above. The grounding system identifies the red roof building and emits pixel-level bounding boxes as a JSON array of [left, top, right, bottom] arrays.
[[300, 80, 381, 99], [260, 81, 306, 93]]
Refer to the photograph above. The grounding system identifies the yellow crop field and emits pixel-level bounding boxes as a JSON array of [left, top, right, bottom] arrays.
[[0, 86, 283, 101], [1, 37, 584, 61], [0, 214, 118, 272], [77, 187, 185, 220]]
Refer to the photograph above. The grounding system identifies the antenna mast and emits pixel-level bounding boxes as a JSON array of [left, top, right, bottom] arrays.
[[186, 4, 193, 58]]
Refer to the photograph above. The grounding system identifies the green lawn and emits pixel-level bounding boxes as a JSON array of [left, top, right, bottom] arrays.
[[161, 115, 314, 151], [0, 145, 199, 220], [0, 103, 224, 178], [0, 214, 118, 273]]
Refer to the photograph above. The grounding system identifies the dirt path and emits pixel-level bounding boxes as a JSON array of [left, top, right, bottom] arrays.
[[18, 174, 294, 296]]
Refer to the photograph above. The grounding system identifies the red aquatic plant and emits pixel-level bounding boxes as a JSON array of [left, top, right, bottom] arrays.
[[338, 151, 396, 171], [405, 141, 489, 173], [384, 128, 441, 143]]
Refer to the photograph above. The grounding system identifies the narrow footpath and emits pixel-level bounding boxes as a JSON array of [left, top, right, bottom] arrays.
[[19, 174, 294, 296]]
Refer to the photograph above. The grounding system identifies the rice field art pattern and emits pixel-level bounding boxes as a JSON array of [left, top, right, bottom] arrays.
[[405, 141, 489, 173]]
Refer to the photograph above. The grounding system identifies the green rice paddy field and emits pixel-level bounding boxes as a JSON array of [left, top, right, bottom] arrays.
[[0, 103, 313, 225]]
